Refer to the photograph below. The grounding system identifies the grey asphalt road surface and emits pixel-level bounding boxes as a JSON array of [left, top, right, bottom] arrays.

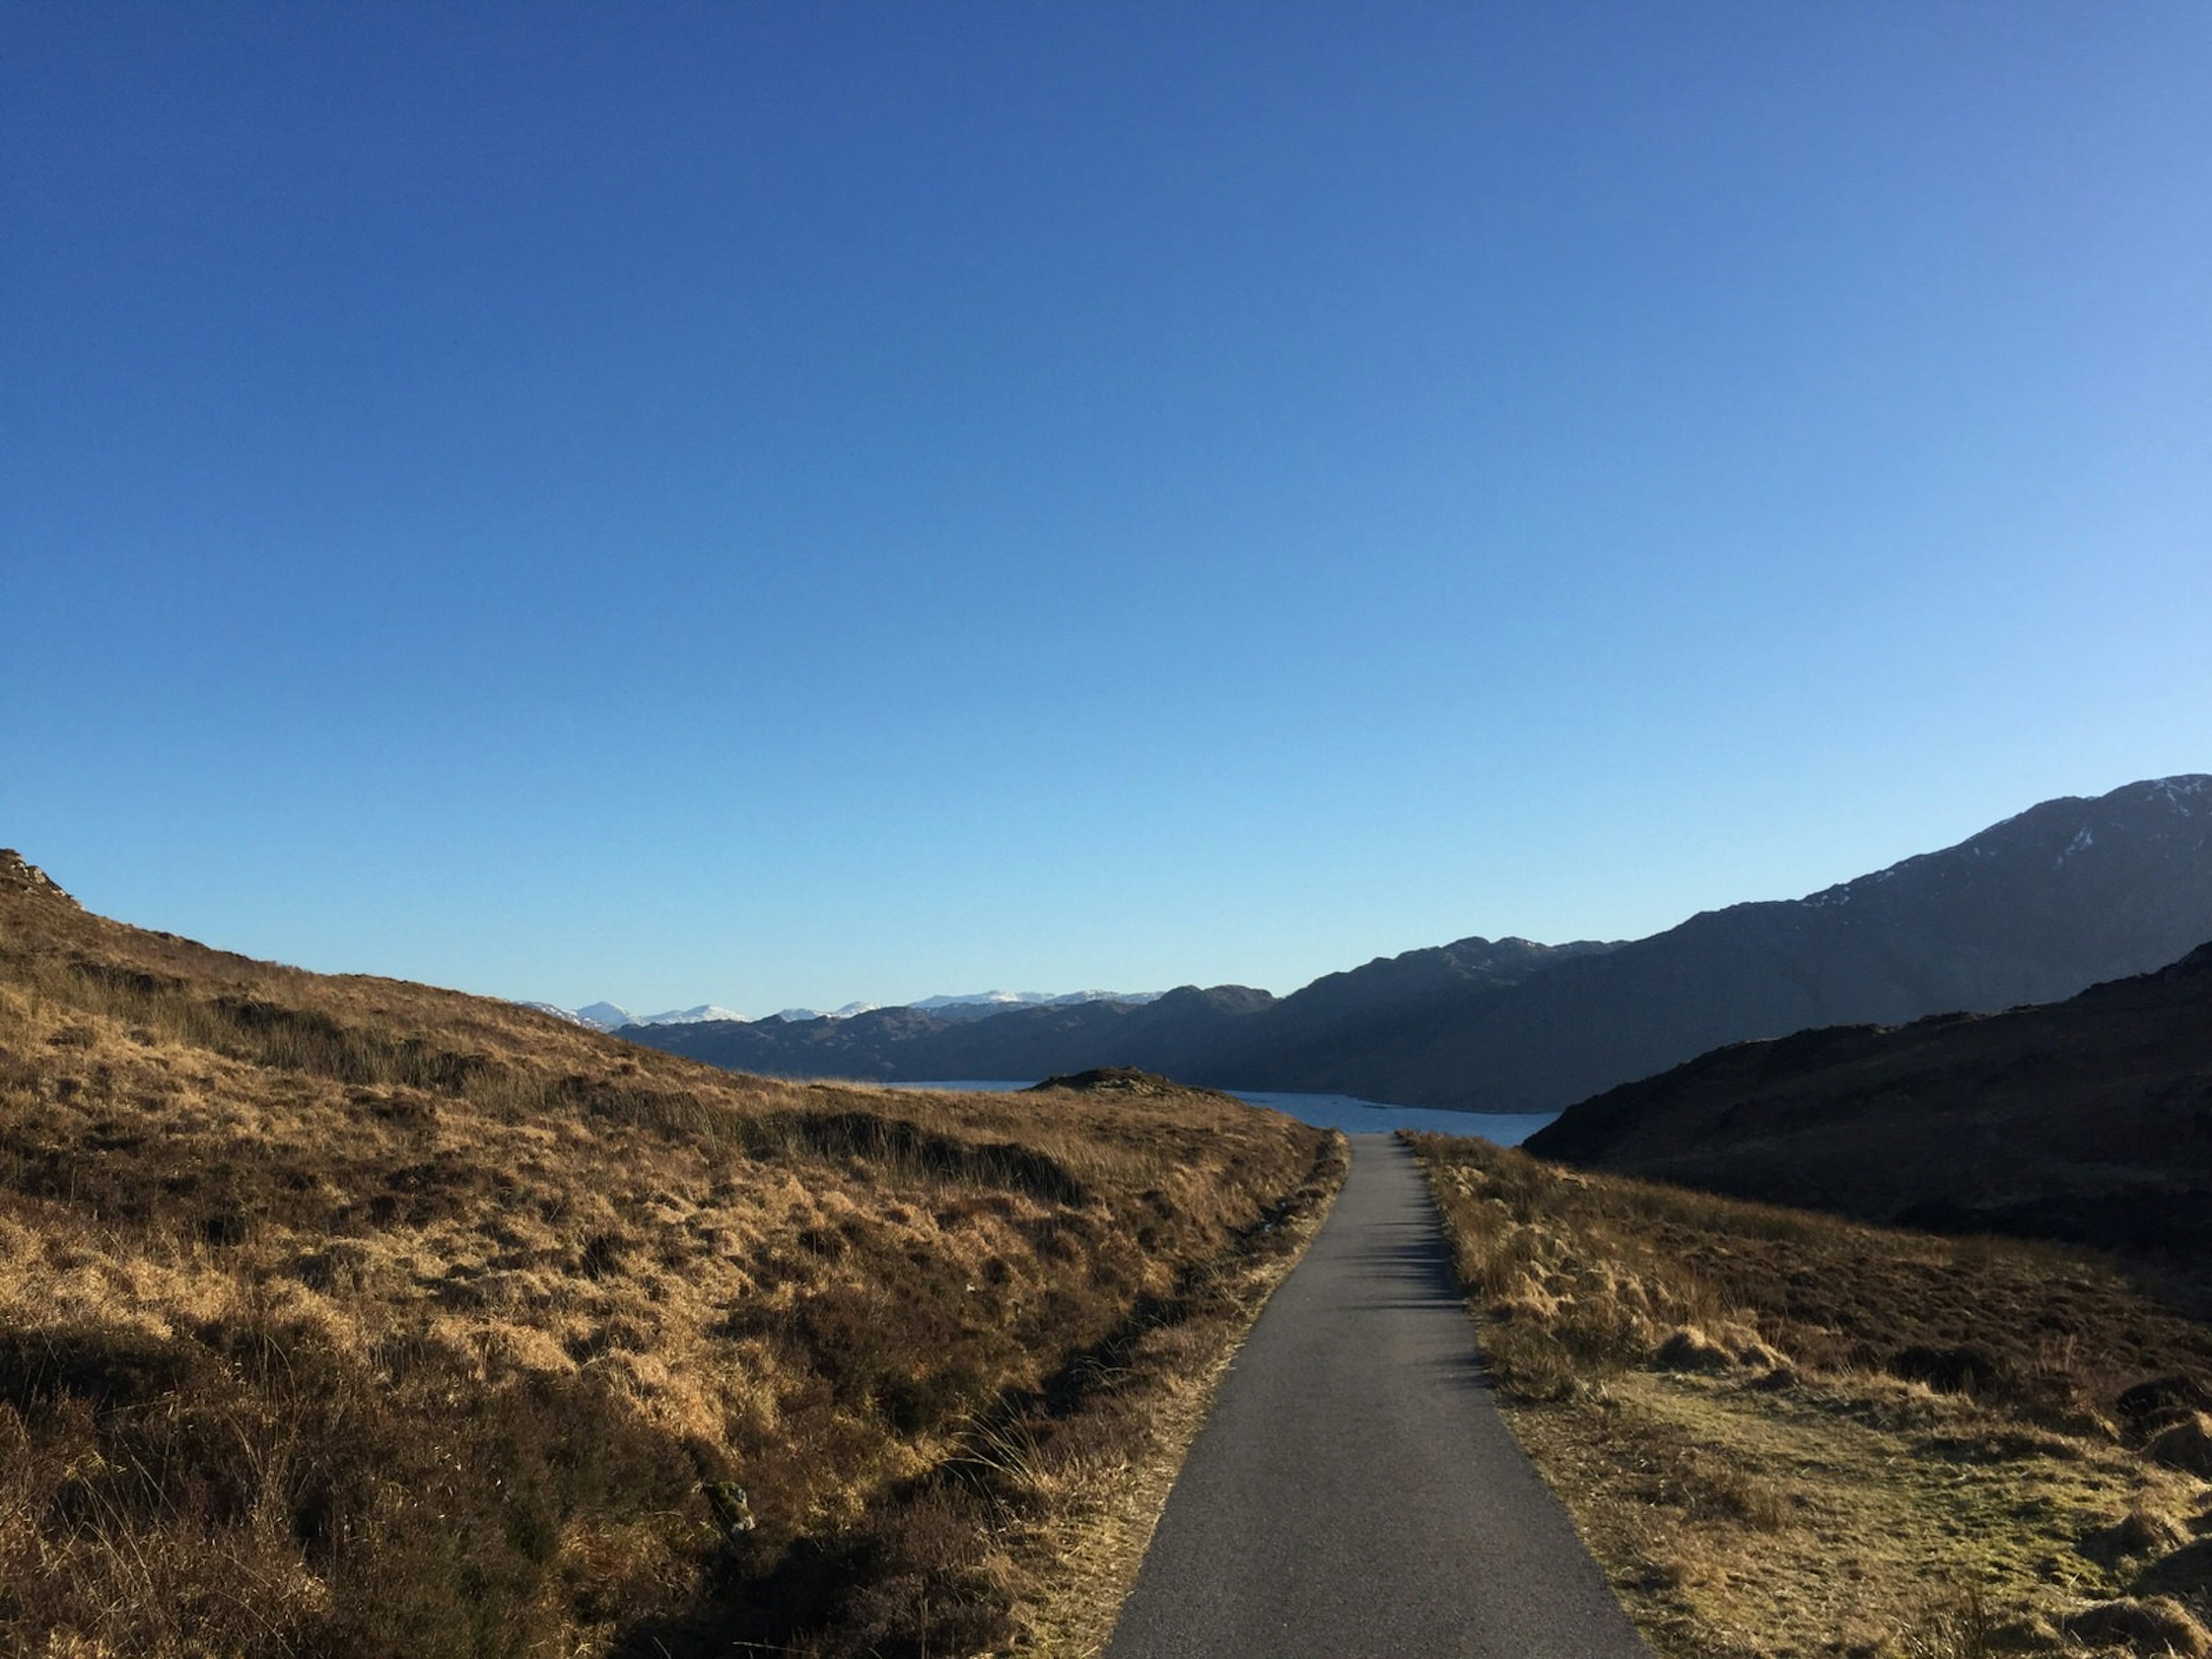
[[1106, 1133, 1652, 1659]]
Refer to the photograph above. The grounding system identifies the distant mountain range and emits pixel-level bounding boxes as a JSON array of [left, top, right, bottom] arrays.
[[623, 775, 2212, 1114], [631, 982, 1283, 1081], [1526, 938, 2212, 1266], [520, 1001, 753, 1029], [528, 989, 1161, 1032]]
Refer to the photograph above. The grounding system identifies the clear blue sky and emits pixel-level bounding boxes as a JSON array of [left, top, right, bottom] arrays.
[[6, 2, 2207, 1013]]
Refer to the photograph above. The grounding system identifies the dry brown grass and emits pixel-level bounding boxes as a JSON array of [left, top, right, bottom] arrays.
[[0, 858, 1342, 1657], [1409, 1132, 2212, 1659]]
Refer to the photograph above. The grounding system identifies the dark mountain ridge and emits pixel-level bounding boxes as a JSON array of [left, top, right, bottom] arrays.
[[629, 936, 1624, 1087], [1305, 774, 2212, 1111], [630, 776, 2212, 1113], [1525, 937, 2212, 1265], [631, 983, 1279, 1084], [1195, 934, 1624, 1096]]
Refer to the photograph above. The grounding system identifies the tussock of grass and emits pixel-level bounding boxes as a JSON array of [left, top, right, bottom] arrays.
[[0, 862, 1342, 1657], [1409, 1132, 2212, 1658]]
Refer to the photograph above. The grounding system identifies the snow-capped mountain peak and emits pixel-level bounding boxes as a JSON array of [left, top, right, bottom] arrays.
[[770, 1002, 880, 1022], [519, 1001, 597, 1027]]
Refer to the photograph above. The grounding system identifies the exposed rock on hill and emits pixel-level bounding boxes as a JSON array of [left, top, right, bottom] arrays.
[[0, 849, 75, 906]]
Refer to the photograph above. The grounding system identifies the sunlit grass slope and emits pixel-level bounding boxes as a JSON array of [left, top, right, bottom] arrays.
[[0, 853, 1340, 1657], [1411, 1134, 2212, 1659]]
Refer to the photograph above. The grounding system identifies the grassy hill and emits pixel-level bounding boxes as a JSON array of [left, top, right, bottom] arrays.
[[0, 854, 1340, 1657], [1412, 1134, 2212, 1658]]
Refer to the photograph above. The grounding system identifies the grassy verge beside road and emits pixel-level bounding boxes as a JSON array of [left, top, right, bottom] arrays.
[[1409, 1132, 2212, 1658], [0, 859, 1342, 1657]]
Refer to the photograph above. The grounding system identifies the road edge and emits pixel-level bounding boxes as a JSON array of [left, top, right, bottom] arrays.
[[1012, 1127, 1352, 1657]]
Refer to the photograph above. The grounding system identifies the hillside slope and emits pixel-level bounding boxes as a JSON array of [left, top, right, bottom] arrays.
[[1527, 937, 2212, 1263], [0, 852, 1335, 1658]]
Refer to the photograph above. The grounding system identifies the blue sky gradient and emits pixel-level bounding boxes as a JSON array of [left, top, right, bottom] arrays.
[[6, 3, 2208, 1012]]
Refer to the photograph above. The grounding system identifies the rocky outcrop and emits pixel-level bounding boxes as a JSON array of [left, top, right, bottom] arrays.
[[0, 850, 77, 907]]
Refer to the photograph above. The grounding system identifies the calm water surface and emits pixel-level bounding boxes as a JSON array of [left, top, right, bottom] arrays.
[[892, 1081, 1557, 1147]]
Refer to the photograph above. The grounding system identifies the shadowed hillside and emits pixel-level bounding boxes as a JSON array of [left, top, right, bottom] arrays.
[[1528, 937, 2212, 1268], [0, 852, 1338, 1658]]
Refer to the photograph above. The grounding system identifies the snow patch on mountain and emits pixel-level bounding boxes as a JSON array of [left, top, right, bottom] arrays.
[[519, 1001, 597, 1027], [2151, 775, 2207, 813]]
